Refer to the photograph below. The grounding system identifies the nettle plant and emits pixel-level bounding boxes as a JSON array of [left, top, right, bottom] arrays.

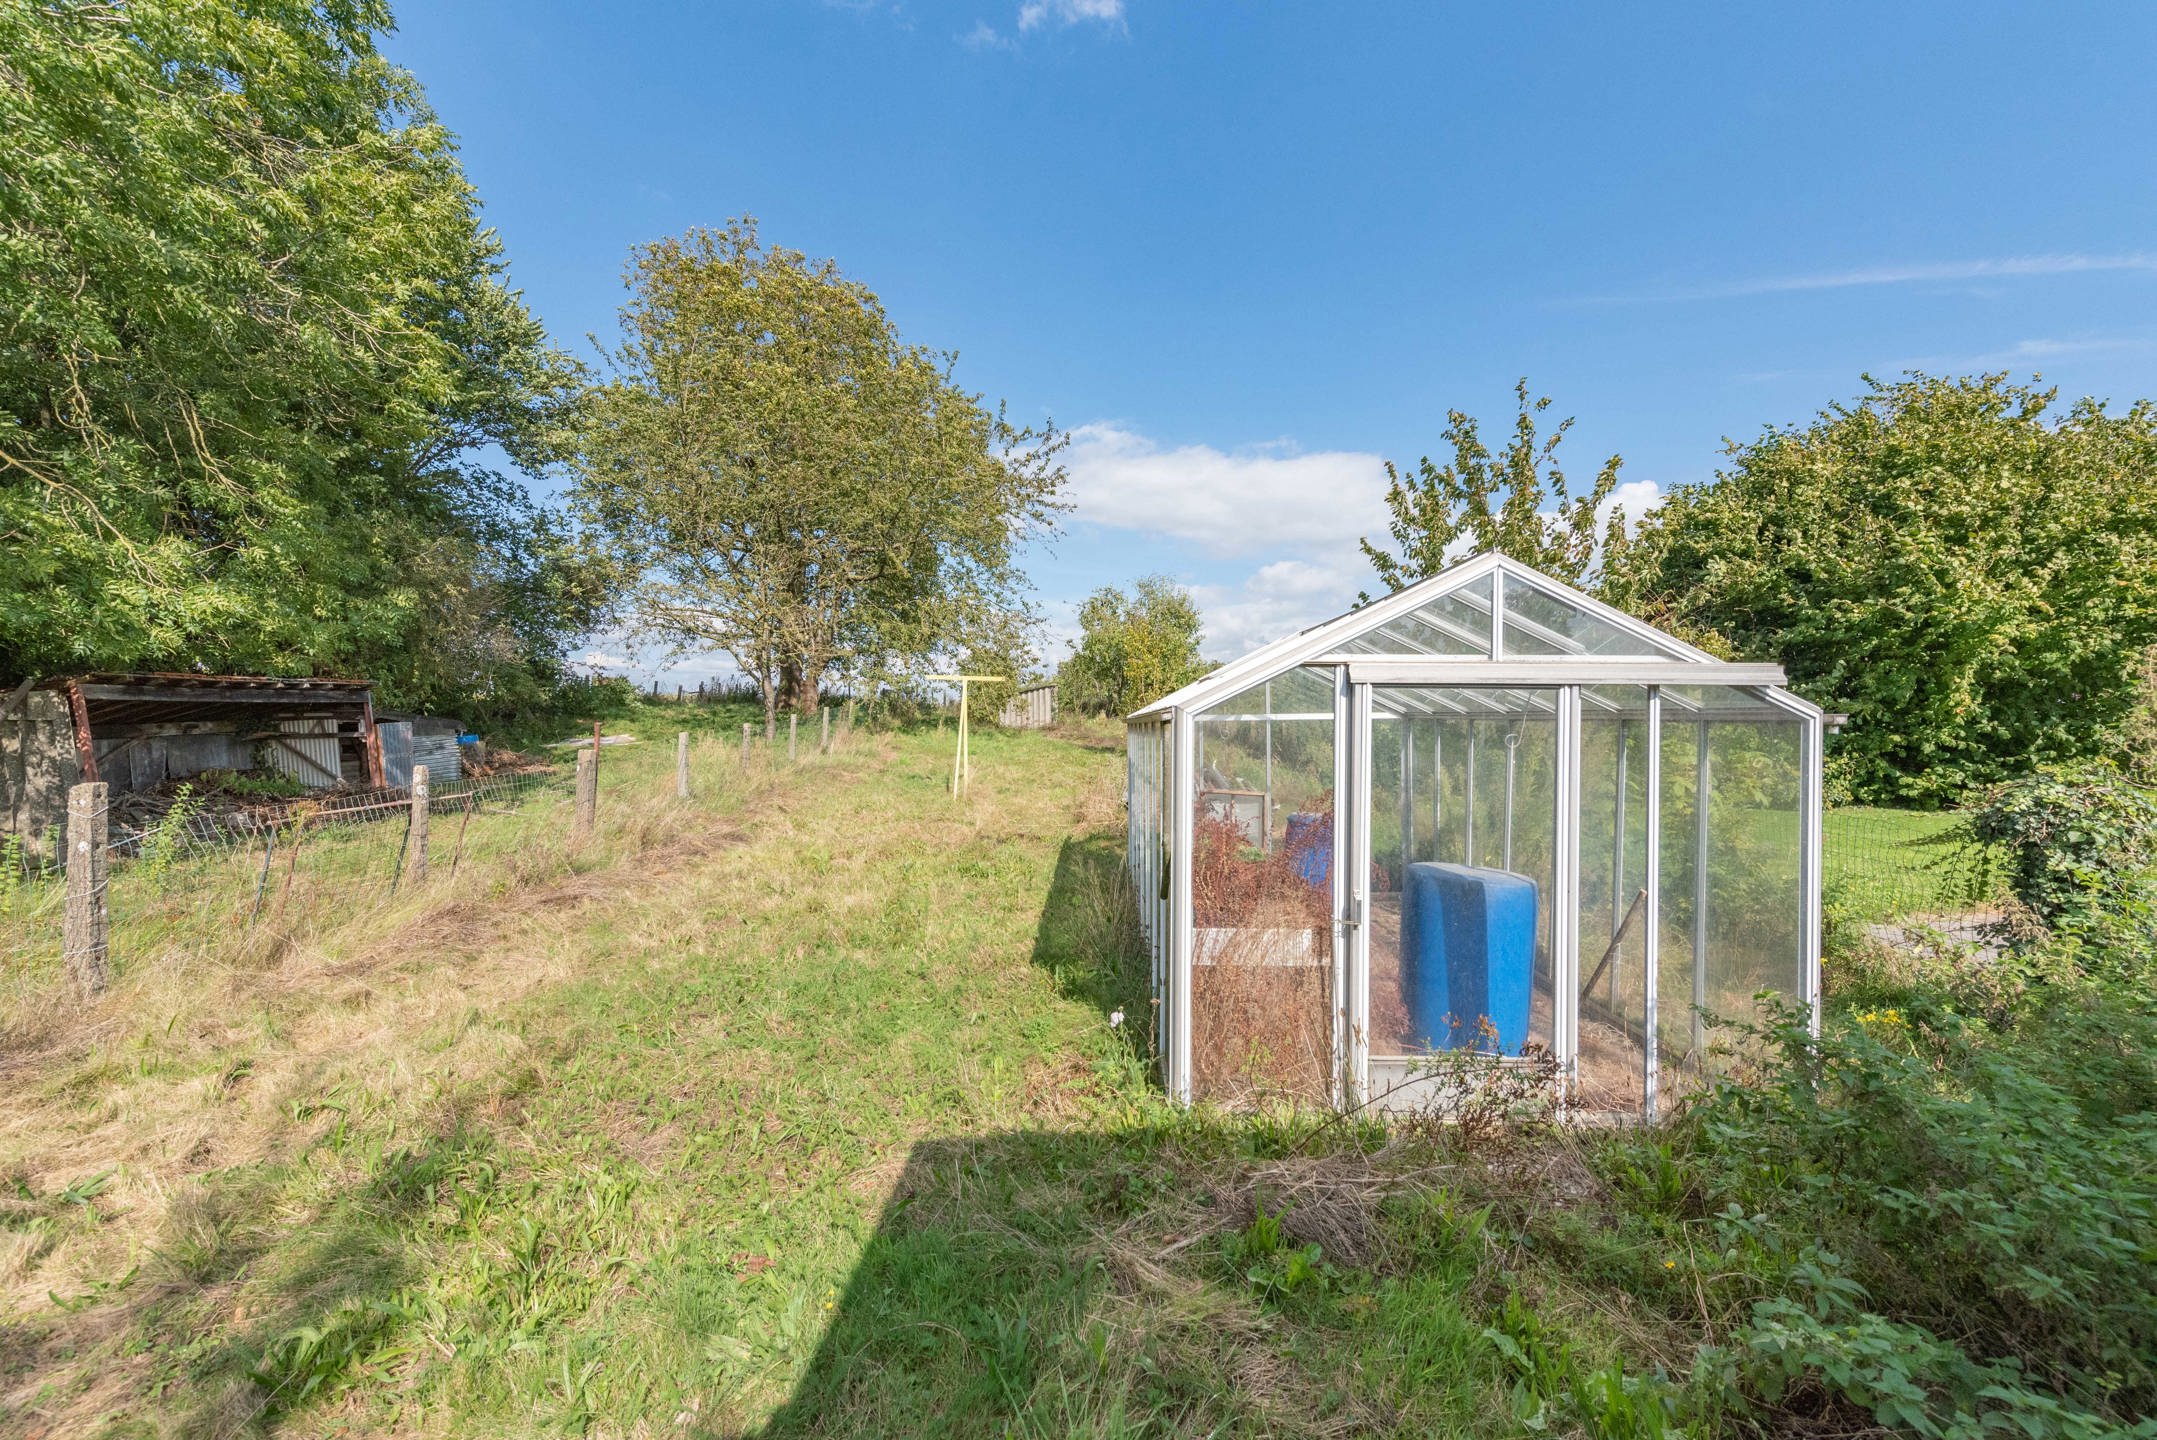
[[1961, 761, 2157, 954]]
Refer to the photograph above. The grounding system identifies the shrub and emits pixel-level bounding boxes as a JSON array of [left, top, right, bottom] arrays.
[[1667, 992, 2157, 1434], [1961, 761, 2157, 958]]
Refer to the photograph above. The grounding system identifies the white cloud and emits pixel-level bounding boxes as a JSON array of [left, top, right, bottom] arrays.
[[1017, 0, 1124, 30], [1054, 421, 1672, 658], [1601, 253, 2157, 304], [1190, 558, 1366, 658], [1893, 335, 2146, 372], [1062, 422, 1392, 557], [1598, 478, 1665, 535], [959, 19, 1014, 49]]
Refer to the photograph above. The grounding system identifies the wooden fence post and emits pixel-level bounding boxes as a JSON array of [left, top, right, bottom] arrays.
[[821, 706, 830, 753], [573, 748, 596, 841], [407, 764, 430, 885], [63, 781, 110, 995], [740, 722, 752, 770], [676, 731, 691, 798], [788, 713, 798, 764]]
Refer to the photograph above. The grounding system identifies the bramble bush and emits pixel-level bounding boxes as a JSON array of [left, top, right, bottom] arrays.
[[1657, 991, 2157, 1437], [1960, 761, 2157, 965]]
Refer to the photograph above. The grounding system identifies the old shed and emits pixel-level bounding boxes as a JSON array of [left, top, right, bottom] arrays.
[[1, 674, 385, 856]]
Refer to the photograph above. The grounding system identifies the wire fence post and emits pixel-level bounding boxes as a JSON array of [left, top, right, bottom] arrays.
[[407, 764, 430, 886], [249, 826, 276, 925], [277, 815, 308, 917], [821, 706, 831, 754], [63, 781, 110, 995], [740, 722, 752, 771], [677, 731, 691, 798], [449, 793, 474, 879], [574, 747, 597, 842]]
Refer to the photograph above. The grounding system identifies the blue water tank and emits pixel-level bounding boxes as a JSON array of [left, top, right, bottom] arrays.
[[1398, 862, 1538, 1054], [1284, 811, 1331, 889]]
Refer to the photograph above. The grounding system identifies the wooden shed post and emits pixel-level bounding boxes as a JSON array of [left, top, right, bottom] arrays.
[[676, 731, 691, 798], [574, 748, 596, 842], [407, 764, 430, 885], [63, 781, 110, 995]]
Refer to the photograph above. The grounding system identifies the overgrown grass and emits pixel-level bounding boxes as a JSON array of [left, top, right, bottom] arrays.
[[3, 716, 2146, 1438]]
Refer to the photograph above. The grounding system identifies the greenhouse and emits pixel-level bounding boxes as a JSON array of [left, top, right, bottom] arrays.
[[1125, 553, 1823, 1121]]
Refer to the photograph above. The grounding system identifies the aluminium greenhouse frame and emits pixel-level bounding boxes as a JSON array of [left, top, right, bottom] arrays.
[[1125, 552, 1824, 1120]]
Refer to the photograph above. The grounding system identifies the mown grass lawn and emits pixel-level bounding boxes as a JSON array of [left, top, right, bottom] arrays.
[[1822, 805, 1971, 923]]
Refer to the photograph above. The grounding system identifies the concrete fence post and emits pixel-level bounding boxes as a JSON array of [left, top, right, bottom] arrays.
[[407, 764, 430, 885], [788, 713, 798, 764], [677, 731, 691, 798], [740, 722, 752, 770], [821, 706, 831, 754], [63, 781, 110, 996], [573, 747, 597, 842]]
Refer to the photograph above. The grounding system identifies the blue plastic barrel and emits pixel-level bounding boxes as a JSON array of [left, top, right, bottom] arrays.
[[1284, 811, 1331, 889], [1398, 862, 1538, 1053]]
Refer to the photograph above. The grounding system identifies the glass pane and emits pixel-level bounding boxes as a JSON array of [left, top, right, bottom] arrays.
[[1201, 665, 1336, 719], [1366, 687, 1555, 1062], [1338, 573, 1493, 656], [1502, 574, 1676, 657], [1659, 688, 1805, 1093], [1191, 709, 1335, 1105], [1576, 688, 1651, 1113]]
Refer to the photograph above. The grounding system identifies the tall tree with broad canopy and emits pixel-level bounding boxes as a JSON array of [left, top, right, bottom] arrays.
[[1360, 379, 1625, 598], [1602, 374, 2157, 804], [0, 0, 605, 709], [570, 221, 1065, 735], [1056, 576, 1209, 715]]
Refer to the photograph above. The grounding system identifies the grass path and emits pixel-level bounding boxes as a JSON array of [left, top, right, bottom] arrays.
[[0, 725, 1141, 1435]]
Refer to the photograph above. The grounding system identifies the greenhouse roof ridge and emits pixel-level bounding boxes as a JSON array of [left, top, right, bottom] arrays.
[[1129, 552, 1808, 720]]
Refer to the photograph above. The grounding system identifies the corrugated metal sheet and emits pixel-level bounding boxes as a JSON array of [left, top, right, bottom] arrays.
[[1000, 685, 1056, 729], [411, 732, 462, 785], [267, 718, 344, 789], [376, 721, 414, 789]]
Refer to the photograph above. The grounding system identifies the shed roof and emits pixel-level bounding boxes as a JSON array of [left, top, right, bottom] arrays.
[[1131, 552, 1820, 721], [49, 673, 374, 730]]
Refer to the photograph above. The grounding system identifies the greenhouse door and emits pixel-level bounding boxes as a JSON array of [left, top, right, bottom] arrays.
[[1344, 683, 1589, 1109]]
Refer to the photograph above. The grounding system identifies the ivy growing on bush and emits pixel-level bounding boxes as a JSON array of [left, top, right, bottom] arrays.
[[1961, 760, 2157, 955]]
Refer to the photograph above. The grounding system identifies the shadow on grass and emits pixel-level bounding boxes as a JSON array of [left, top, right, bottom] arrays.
[[742, 1116, 1514, 1438], [748, 1126, 1323, 1438], [160, 1129, 502, 1436], [1028, 833, 1153, 1046]]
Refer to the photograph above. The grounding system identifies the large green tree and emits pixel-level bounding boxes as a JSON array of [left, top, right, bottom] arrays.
[[1603, 374, 2157, 804], [0, 0, 601, 708], [1361, 379, 1624, 597], [569, 221, 1064, 734], [1056, 576, 1209, 715]]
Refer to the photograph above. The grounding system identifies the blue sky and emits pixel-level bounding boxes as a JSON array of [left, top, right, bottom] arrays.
[[383, 1, 2157, 681]]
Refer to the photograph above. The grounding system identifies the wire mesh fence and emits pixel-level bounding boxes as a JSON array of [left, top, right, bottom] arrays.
[[2, 768, 570, 985], [1, 706, 875, 1011], [1822, 804, 1999, 925]]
